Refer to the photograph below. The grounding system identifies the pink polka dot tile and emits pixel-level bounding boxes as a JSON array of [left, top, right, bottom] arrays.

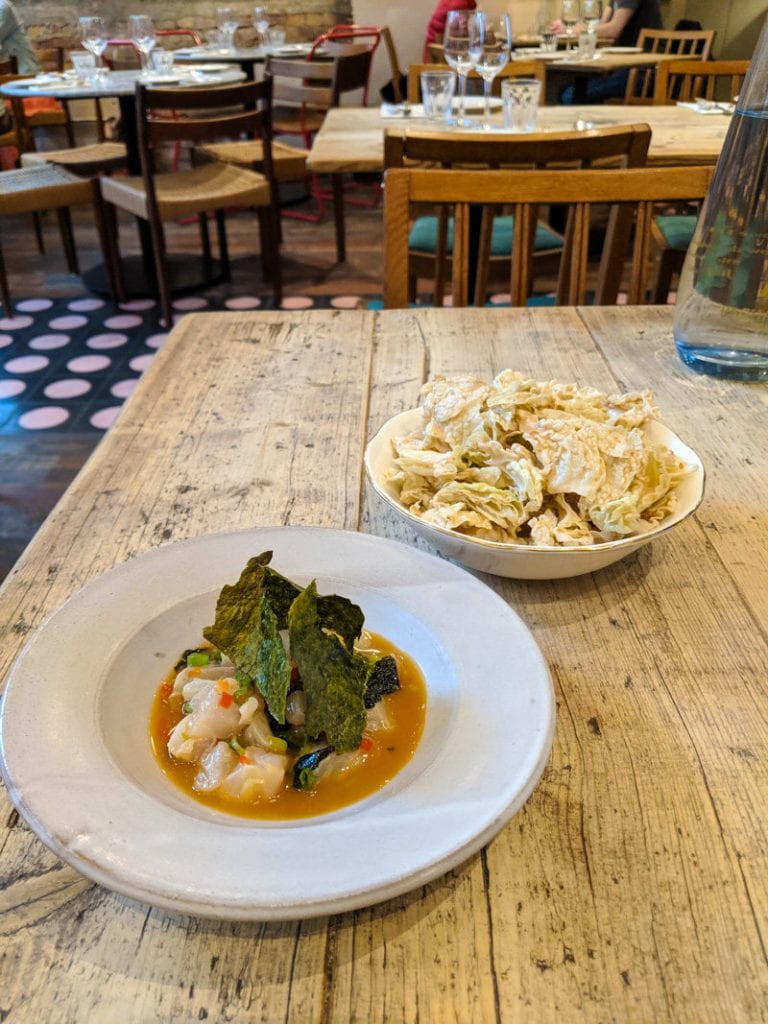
[[16, 298, 53, 312], [173, 296, 209, 311], [111, 378, 139, 399], [330, 295, 363, 309], [0, 315, 34, 330], [44, 378, 92, 399], [145, 333, 169, 349], [66, 354, 112, 373], [4, 354, 49, 374], [19, 406, 70, 430], [119, 299, 156, 311], [49, 315, 88, 330], [67, 297, 105, 312], [129, 353, 154, 372], [86, 333, 129, 350], [90, 406, 121, 430], [280, 296, 314, 310], [224, 296, 262, 310], [28, 334, 71, 351], [0, 334, 13, 348], [103, 314, 144, 329], [0, 379, 26, 398]]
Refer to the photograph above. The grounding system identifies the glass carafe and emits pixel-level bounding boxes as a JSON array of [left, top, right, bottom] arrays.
[[673, 23, 768, 380]]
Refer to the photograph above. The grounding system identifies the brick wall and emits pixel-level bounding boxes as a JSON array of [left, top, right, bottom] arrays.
[[16, 0, 352, 50]]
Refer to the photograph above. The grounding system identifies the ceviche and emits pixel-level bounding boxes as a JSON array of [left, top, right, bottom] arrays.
[[388, 370, 693, 546], [150, 552, 426, 819]]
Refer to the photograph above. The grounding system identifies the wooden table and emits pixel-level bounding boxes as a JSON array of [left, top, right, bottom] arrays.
[[308, 103, 730, 176], [1, 306, 766, 1022]]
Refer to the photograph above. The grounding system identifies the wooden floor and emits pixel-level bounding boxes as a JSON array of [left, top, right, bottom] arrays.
[[1, 176, 386, 580]]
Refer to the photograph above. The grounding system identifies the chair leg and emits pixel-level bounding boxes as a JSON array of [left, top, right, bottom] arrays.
[[652, 248, 684, 304], [56, 208, 79, 275], [215, 210, 230, 279], [0, 239, 12, 317], [256, 205, 282, 307], [90, 181, 121, 305], [33, 212, 45, 253], [331, 173, 345, 263], [199, 213, 212, 263], [147, 217, 172, 328], [102, 201, 126, 303]]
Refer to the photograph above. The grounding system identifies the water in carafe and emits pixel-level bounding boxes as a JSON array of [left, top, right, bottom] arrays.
[[673, 25, 768, 381]]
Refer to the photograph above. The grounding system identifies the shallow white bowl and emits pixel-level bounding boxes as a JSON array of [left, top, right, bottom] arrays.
[[364, 408, 705, 580]]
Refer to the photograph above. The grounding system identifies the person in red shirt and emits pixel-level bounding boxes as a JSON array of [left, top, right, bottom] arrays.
[[423, 0, 477, 61]]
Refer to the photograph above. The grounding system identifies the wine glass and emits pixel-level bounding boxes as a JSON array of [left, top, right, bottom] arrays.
[[129, 14, 156, 70], [253, 5, 270, 45], [216, 6, 240, 50], [79, 16, 109, 75], [468, 12, 511, 130], [443, 9, 476, 127], [582, 0, 603, 34], [561, 0, 579, 48]]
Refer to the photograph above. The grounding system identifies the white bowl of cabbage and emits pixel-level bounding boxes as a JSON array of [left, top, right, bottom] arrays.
[[364, 371, 704, 580]]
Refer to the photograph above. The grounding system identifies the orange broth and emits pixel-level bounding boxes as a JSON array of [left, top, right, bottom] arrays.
[[149, 631, 427, 820]]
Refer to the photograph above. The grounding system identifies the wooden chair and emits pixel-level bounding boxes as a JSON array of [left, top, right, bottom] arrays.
[[0, 163, 115, 315], [624, 28, 715, 104], [653, 58, 749, 104], [406, 60, 546, 104], [384, 123, 651, 305], [99, 79, 281, 326], [199, 50, 373, 262], [0, 57, 17, 75], [310, 24, 383, 105], [382, 164, 714, 308]]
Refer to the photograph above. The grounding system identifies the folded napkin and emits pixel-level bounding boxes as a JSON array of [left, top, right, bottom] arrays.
[[380, 103, 424, 118], [676, 100, 734, 115]]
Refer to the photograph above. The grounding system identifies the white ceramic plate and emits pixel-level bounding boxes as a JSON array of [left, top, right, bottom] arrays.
[[365, 409, 705, 579], [0, 527, 553, 920], [272, 44, 312, 56], [601, 46, 643, 53], [180, 62, 234, 73]]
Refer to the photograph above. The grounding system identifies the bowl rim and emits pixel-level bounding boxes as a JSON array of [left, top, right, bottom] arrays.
[[364, 407, 706, 558]]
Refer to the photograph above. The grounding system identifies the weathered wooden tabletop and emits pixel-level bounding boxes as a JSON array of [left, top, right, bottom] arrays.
[[308, 104, 730, 174], [1, 307, 766, 1023]]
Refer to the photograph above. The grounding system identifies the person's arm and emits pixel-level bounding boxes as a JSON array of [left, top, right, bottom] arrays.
[[596, 6, 634, 41]]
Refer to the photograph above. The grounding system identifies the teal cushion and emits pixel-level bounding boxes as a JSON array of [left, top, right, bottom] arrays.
[[654, 214, 697, 251], [409, 215, 562, 256]]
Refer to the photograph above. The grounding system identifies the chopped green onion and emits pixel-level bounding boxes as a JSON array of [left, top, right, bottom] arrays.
[[187, 652, 210, 667], [228, 737, 246, 756], [267, 736, 288, 755], [235, 670, 251, 685], [212, 649, 223, 662], [182, 701, 193, 714], [234, 686, 252, 704], [298, 766, 316, 789]]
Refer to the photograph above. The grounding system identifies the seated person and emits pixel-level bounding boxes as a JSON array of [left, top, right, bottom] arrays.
[[0, 1, 40, 133], [423, 0, 476, 62], [553, 0, 663, 103]]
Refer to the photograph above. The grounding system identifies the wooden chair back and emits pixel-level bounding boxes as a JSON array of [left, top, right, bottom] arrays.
[[0, 57, 17, 75], [156, 29, 204, 48], [625, 28, 716, 103], [383, 164, 713, 308], [35, 48, 65, 72], [406, 60, 545, 104], [103, 40, 141, 71], [653, 58, 749, 104], [384, 123, 652, 305]]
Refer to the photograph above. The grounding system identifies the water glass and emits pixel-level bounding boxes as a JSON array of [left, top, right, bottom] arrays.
[[420, 70, 456, 122], [266, 27, 286, 51], [70, 50, 96, 82], [577, 31, 597, 60], [502, 78, 542, 132], [151, 49, 174, 74], [539, 31, 558, 53]]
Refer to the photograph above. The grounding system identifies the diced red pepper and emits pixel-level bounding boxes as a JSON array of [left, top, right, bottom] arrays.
[[360, 735, 374, 752], [218, 692, 234, 708]]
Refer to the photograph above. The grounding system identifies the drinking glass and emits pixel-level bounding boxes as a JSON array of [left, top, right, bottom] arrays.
[[468, 12, 511, 129], [582, 0, 603, 34], [79, 16, 109, 75], [129, 14, 156, 70], [216, 6, 240, 49], [443, 9, 475, 127], [561, 0, 579, 48], [253, 5, 270, 45], [502, 77, 541, 131], [420, 70, 456, 123]]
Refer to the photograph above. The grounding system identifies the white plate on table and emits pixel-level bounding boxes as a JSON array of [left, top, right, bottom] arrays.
[[143, 74, 183, 84], [178, 62, 233, 73], [601, 46, 643, 53], [0, 527, 554, 921], [454, 96, 503, 112], [272, 44, 312, 56]]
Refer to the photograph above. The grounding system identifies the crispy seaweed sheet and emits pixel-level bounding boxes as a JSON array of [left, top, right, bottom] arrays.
[[203, 552, 398, 748]]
